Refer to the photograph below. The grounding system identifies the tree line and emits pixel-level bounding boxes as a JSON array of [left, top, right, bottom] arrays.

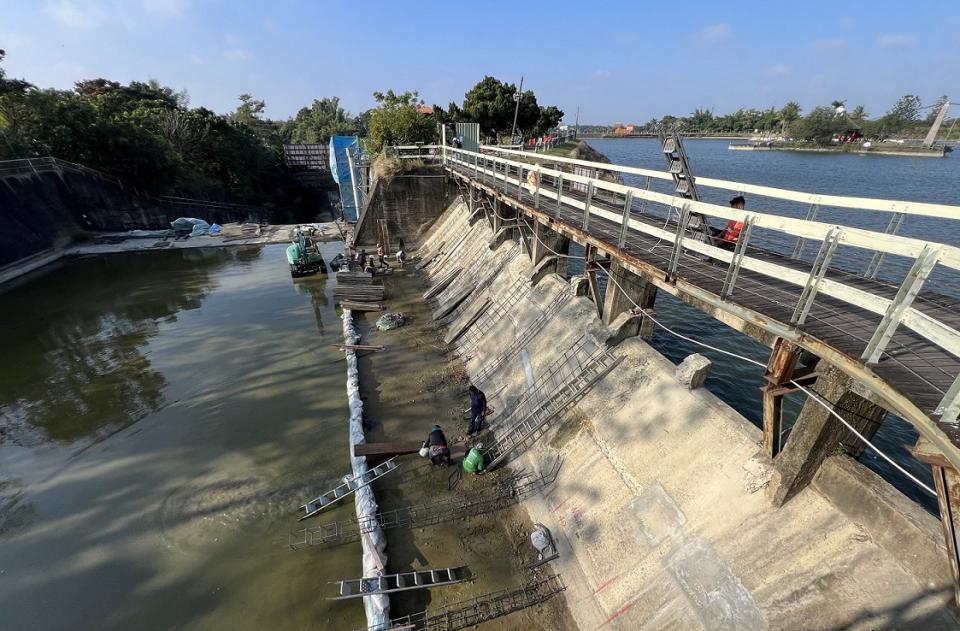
[[609, 95, 953, 144], [0, 53, 564, 208]]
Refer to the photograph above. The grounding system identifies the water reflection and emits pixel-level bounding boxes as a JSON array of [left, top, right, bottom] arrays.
[[0, 248, 260, 444]]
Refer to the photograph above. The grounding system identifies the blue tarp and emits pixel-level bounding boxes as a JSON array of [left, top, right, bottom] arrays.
[[329, 135, 360, 222]]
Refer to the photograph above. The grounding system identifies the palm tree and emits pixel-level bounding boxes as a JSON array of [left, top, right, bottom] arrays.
[[831, 100, 847, 116], [849, 105, 868, 122]]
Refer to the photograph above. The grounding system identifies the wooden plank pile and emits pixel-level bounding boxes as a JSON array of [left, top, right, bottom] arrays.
[[333, 270, 385, 303]]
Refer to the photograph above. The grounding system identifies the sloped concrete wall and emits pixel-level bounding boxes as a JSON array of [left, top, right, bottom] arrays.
[[0, 169, 255, 268], [420, 199, 959, 630], [354, 166, 453, 249]]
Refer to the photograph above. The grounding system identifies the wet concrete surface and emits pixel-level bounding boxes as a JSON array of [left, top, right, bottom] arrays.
[[353, 259, 574, 629], [0, 244, 367, 630]]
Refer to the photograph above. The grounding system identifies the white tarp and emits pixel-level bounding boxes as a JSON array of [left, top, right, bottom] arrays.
[[342, 310, 390, 626]]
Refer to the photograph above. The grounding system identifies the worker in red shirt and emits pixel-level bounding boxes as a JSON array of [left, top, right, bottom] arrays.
[[718, 195, 746, 244]]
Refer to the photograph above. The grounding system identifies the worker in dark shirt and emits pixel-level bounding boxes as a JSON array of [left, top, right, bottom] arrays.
[[423, 424, 451, 466], [467, 385, 487, 436]]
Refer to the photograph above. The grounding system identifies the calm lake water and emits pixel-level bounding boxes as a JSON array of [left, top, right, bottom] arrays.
[[0, 244, 366, 630], [585, 138, 960, 513]]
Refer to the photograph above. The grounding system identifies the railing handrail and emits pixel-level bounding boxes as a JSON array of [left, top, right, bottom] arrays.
[[445, 147, 960, 378], [446, 145, 960, 467], [452, 148, 960, 270], [480, 145, 960, 220]]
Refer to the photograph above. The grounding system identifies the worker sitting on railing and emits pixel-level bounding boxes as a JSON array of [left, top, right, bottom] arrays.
[[709, 196, 746, 247]]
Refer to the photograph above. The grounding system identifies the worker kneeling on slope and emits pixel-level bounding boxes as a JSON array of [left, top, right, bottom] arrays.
[[463, 442, 485, 476], [423, 424, 451, 466]]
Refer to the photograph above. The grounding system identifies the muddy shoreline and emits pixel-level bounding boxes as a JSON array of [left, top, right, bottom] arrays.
[[350, 256, 574, 628]]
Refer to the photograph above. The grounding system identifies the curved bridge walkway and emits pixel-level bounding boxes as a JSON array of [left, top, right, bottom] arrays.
[[439, 142, 960, 598]]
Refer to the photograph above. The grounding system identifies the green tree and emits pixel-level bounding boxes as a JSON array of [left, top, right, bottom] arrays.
[[887, 94, 922, 124], [289, 96, 357, 143], [462, 76, 517, 136], [790, 106, 848, 144], [532, 105, 564, 136], [689, 108, 714, 133], [366, 90, 436, 153], [778, 101, 802, 134], [849, 104, 868, 122]]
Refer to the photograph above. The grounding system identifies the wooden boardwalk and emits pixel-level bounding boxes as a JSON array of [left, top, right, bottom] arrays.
[[445, 156, 960, 452]]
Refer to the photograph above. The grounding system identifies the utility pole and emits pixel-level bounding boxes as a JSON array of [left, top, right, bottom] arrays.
[[574, 106, 580, 139], [510, 76, 524, 142]]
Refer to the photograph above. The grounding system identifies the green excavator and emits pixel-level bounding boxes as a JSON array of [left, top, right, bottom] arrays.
[[286, 227, 328, 278]]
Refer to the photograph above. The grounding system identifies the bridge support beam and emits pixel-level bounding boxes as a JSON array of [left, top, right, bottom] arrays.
[[585, 245, 605, 320], [602, 260, 657, 336], [530, 221, 569, 267], [768, 364, 887, 507]]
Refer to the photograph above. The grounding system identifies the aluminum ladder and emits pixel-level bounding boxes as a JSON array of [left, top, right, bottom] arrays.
[[299, 457, 399, 520]]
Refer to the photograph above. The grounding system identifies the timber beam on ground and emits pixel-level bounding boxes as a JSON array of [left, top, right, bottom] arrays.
[[446, 168, 960, 472]]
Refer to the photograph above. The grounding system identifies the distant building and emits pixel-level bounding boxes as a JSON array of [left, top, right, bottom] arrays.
[[612, 123, 636, 136], [417, 105, 434, 115]]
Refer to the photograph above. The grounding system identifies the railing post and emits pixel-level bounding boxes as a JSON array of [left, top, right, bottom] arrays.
[[534, 166, 541, 210], [617, 191, 634, 248], [938, 376, 960, 425], [667, 204, 691, 281], [721, 219, 753, 298], [791, 202, 820, 259], [864, 212, 906, 279], [791, 228, 841, 325], [556, 173, 564, 211], [862, 244, 942, 363], [583, 181, 594, 230]]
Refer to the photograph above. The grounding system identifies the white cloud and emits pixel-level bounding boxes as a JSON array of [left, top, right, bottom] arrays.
[[143, 0, 190, 18], [593, 70, 611, 79], [877, 34, 914, 48], [223, 48, 252, 61], [812, 37, 845, 50], [187, 53, 203, 65], [44, 0, 104, 29], [765, 64, 791, 77], [700, 23, 732, 43]]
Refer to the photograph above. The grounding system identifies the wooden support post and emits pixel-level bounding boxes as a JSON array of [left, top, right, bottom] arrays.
[[913, 438, 960, 607], [585, 245, 604, 320], [762, 338, 800, 458], [768, 364, 887, 507], [762, 387, 784, 458], [492, 197, 501, 233], [601, 259, 657, 326]]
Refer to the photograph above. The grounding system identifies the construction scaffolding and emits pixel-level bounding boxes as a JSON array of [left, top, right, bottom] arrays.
[[289, 462, 560, 550], [482, 335, 621, 470], [358, 574, 567, 631]]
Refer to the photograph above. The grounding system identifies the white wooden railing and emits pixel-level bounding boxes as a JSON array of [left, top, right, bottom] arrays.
[[443, 146, 960, 427]]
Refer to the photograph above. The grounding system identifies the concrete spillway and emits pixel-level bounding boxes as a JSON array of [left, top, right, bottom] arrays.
[[412, 197, 959, 629]]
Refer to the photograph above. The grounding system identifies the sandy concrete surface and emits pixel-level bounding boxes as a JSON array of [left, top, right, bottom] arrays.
[[418, 199, 960, 630]]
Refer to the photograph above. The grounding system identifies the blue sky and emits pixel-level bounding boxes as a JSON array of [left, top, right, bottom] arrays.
[[3, 0, 958, 124]]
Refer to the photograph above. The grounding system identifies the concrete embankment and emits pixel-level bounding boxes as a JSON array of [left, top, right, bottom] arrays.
[[1, 166, 261, 268], [729, 143, 948, 157], [417, 198, 960, 629]]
